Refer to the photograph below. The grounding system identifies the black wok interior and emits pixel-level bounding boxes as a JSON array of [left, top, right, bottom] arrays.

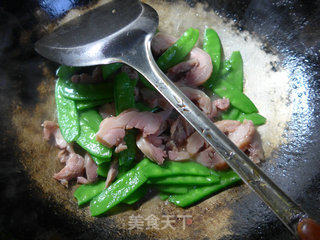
[[0, 0, 319, 239]]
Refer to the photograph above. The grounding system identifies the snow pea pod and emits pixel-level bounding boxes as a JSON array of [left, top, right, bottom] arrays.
[[91, 154, 110, 166], [76, 99, 111, 111], [96, 162, 110, 177], [97, 163, 110, 177], [58, 77, 114, 101], [228, 51, 244, 91], [156, 185, 189, 194], [149, 174, 220, 186], [214, 82, 258, 114], [114, 72, 137, 167], [76, 111, 112, 159], [90, 165, 148, 216], [122, 186, 147, 205], [238, 112, 266, 126], [74, 179, 105, 206], [168, 170, 241, 207], [101, 63, 122, 79], [80, 109, 102, 132], [221, 107, 241, 120], [55, 79, 80, 142], [159, 192, 169, 201], [56, 65, 79, 79], [157, 28, 199, 72], [203, 28, 222, 89], [140, 158, 212, 178]]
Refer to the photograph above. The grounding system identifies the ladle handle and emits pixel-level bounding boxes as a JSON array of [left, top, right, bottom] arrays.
[[121, 34, 319, 239], [297, 218, 320, 240]]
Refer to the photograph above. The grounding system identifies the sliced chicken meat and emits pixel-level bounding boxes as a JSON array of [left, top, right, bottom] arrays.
[[105, 160, 119, 188], [96, 109, 169, 148], [77, 153, 98, 184], [53, 153, 85, 187], [136, 135, 167, 164], [42, 121, 67, 149]]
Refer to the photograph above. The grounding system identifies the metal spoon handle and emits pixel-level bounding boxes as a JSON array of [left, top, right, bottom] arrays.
[[123, 34, 310, 238]]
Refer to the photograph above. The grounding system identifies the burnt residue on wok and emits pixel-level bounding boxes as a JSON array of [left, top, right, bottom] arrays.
[[0, 0, 319, 240]]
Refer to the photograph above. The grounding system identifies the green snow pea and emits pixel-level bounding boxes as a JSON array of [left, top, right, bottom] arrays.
[[156, 185, 189, 194], [114, 72, 137, 167], [55, 79, 80, 142], [141, 159, 213, 178], [80, 109, 102, 132], [202, 28, 222, 89], [149, 174, 220, 186], [168, 170, 241, 207], [122, 186, 147, 205], [159, 192, 169, 201], [114, 72, 137, 115], [56, 65, 79, 79], [221, 51, 244, 91], [238, 112, 266, 126], [214, 82, 258, 114], [101, 63, 122, 79], [58, 77, 114, 101], [90, 165, 148, 216], [221, 107, 241, 120], [91, 154, 110, 166], [74, 179, 105, 206], [76, 111, 112, 159], [96, 162, 110, 177], [157, 28, 199, 72], [76, 99, 111, 111]]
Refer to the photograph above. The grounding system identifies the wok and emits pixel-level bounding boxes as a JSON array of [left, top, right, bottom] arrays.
[[0, 0, 319, 239]]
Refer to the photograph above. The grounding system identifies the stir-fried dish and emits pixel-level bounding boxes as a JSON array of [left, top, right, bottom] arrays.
[[43, 27, 265, 216]]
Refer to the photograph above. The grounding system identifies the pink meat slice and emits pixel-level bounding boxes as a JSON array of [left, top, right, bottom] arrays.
[[228, 120, 255, 151], [96, 109, 168, 148], [195, 148, 228, 170], [53, 153, 85, 187], [136, 135, 167, 164], [99, 102, 116, 119], [186, 132, 205, 155], [42, 121, 67, 149], [77, 153, 98, 184], [71, 66, 104, 83], [214, 98, 230, 111], [170, 116, 194, 146], [247, 132, 264, 164], [114, 141, 128, 153], [105, 160, 119, 188], [151, 33, 176, 56], [168, 48, 213, 87]]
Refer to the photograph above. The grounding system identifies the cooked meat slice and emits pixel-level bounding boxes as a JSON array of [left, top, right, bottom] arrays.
[[228, 120, 255, 151], [151, 33, 176, 56], [180, 86, 213, 117], [186, 132, 205, 155], [214, 98, 230, 111], [57, 144, 74, 163], [140, 88, 173, 110], [105, 160, 118, 188], [84, 153, 98, 183], [168, 47, 213, 87], [42, 121, 67, 149], [114, 141, 128, 153], [168, 149, 191, 161], [53, 153, 85, 187], [170, 116, 194, 146], [99, 102, 116, 119], [97, 109, 168, 148], [214, 120, 242, 134], [136, 135, 166, 164], [248, 131, 264, 164], [195, 147, 228, 170]]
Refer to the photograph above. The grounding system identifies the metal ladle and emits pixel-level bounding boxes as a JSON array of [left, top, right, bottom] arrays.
[[35, 1, 320, 239]]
